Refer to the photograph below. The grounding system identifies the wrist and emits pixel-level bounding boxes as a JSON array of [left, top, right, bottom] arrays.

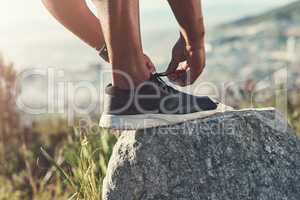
[[183, 36, 205, 52], [180, 24, 205, 49], [185, 40, 205, 51]]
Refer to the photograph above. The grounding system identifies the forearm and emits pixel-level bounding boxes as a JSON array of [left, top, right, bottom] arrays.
[[42, 0, 104, 50], [168, 0, 205, 49]]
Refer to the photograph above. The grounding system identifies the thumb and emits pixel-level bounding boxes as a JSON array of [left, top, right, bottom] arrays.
[[166, 46, 186, 75], [166, 57, 179, 75]]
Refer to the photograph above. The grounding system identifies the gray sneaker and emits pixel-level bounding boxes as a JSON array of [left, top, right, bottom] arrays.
[[100, 73, 230, 130]]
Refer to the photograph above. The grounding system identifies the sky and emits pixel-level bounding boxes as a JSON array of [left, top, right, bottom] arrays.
[[0, 0, 293, 27], [0, 0, 294, 70]]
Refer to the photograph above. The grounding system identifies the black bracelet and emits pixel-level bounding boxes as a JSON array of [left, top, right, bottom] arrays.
[[99, 44, 109, 62]]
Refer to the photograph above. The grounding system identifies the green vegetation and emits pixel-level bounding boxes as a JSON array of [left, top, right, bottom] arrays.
[[0, 55, 117, 200], [41, 127, 117, 200]]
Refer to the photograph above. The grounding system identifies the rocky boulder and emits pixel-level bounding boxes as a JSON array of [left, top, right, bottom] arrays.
[[103, 108, 300, 200]]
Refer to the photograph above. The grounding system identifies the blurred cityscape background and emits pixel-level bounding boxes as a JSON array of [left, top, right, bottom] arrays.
[[0, 0, 299, 199]]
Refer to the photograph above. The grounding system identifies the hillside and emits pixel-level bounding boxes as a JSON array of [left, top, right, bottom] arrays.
[[222, 0, 300, 28], [205, 0, 300, 94]]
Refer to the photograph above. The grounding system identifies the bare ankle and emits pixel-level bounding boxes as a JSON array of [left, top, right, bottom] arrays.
[[112, 69, 150, 89]]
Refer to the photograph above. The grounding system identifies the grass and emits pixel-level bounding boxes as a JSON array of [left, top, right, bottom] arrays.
[[41, 127, 117, 200], [0, 55, 117, 200], [0, 117, 117, 200]]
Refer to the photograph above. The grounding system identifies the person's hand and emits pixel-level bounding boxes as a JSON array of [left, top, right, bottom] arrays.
[[165, 36, 206, 86], [144, 54, 155, 73]]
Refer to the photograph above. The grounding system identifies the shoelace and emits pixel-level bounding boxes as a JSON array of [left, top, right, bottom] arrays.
[[152, 73, 178, 94]]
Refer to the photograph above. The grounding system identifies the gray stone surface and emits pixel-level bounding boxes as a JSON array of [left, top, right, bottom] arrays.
[[103, 108, 300, 200]]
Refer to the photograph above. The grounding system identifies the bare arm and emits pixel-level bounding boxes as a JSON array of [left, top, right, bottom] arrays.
[[166, 0, 206, 86], [41, 0, 105, 51], [168, 0, 205, 48], [41, 0, 155, 67]]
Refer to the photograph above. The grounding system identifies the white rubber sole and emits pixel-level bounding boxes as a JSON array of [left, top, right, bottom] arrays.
[[99, 103, 233, 130]]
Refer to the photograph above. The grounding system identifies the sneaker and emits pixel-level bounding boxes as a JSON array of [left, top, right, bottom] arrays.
[[100, 73, 231, 130]]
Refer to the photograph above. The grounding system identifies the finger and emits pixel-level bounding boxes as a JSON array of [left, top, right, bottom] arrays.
[[189, 59, 205, 83], [169, 69, 187, 86], [144, 54, 155, 72], [184, 69, 195, 86], [166, 61, 189, 86], [166, 70, 180, 83], [166, 58, 179, 74], [187, 66, 203, 85], [174, 63, 199, 86], [184, 48, 206, 85]]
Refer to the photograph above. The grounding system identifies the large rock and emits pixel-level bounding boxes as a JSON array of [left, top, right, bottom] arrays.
[[103, 108, 300, 200]]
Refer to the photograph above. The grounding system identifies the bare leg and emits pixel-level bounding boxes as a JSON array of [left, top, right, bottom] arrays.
[[92, 0, 150, 89], [42, 0, 105, 51]]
